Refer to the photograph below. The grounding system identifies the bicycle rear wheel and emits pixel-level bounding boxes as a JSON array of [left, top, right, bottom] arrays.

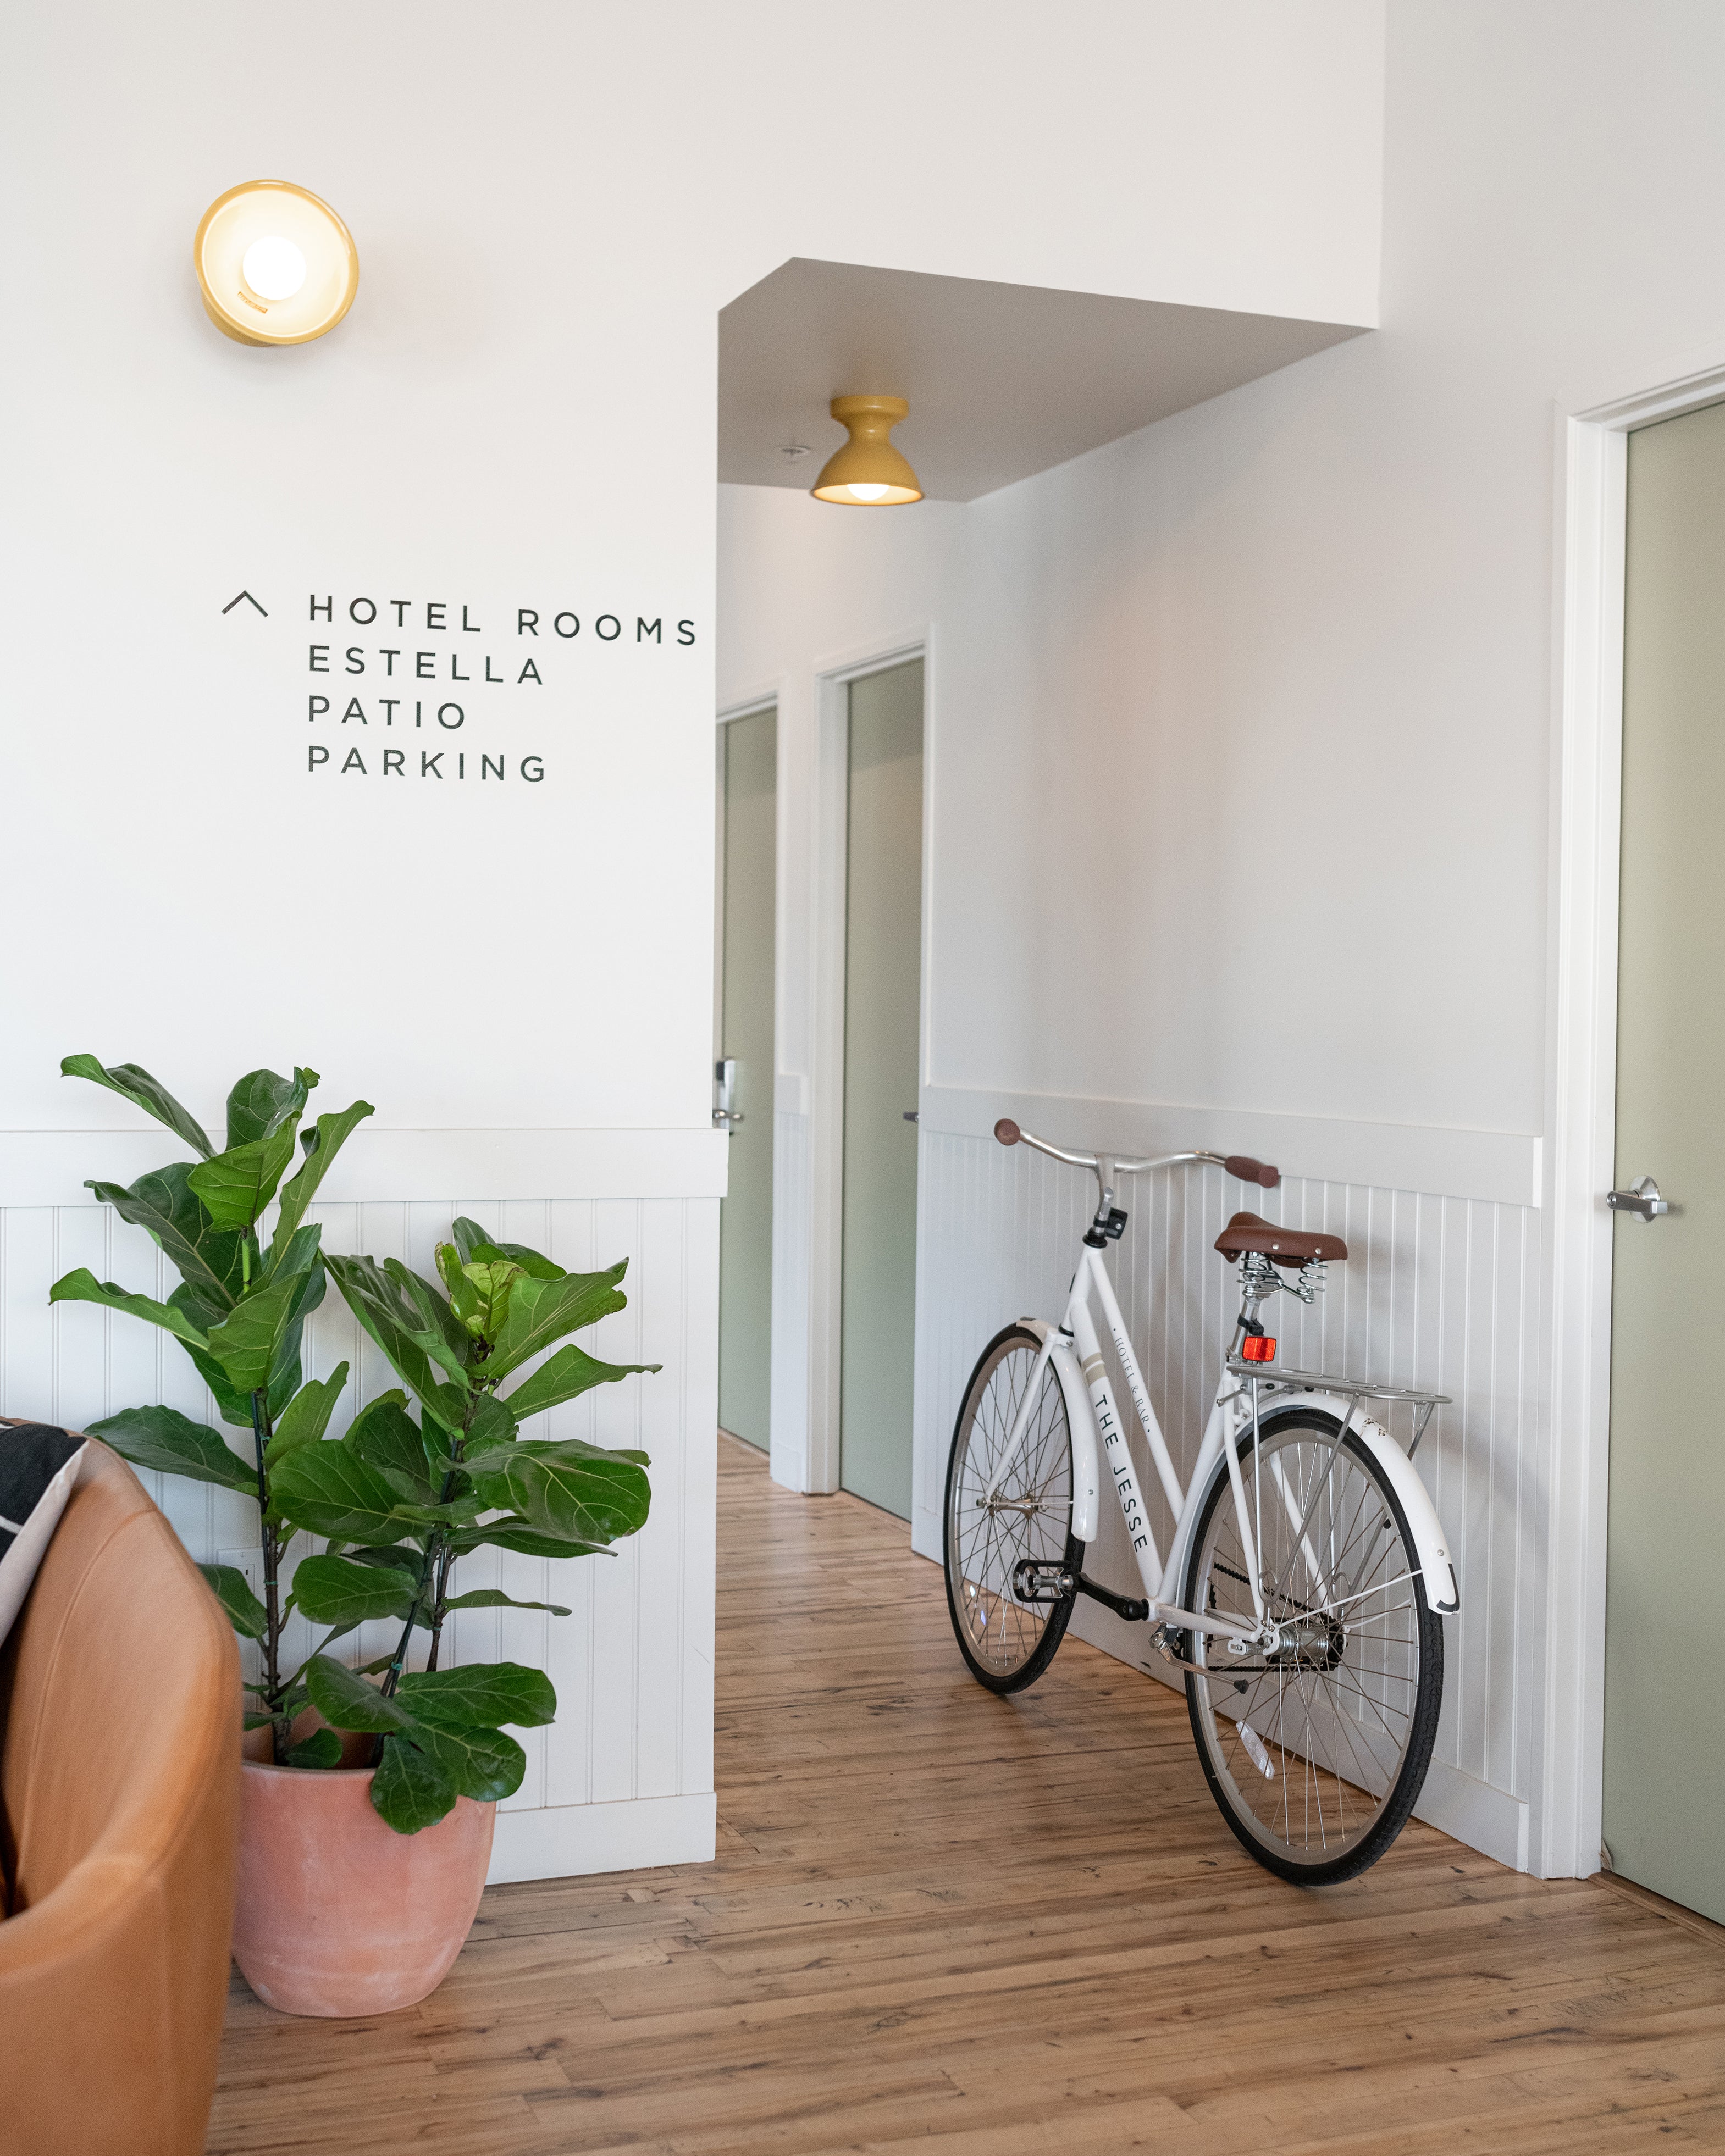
[[1182, 1409, 1443, 1884], [943, 1324, 1080, 1693]]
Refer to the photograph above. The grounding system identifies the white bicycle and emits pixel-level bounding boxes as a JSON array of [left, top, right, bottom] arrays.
[[943, 1120, 1459, 1885]]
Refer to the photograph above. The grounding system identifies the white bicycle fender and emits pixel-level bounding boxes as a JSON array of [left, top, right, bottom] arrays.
[[1019, 1318, 1101, 1542], [1243, 1389, 1459, 1615]]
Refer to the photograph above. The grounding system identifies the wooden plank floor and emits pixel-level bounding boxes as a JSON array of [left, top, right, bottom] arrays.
[[211, 1434, 1725, 2155]]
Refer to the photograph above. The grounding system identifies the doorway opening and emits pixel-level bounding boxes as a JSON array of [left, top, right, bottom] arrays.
[[715, 702, 776, 1452], [1599, 401, 1725, 1926], [836, 659, 925, 1518]]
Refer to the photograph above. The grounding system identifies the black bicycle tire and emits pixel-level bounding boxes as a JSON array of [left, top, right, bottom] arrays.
[[1182, 1407, 1444, 1886], [943, 1323, 1083, 1696]]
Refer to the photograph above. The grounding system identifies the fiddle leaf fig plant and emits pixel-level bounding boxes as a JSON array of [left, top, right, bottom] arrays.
[[48, 1055, 373, 1759], [47, 1060, 657, 1836], [297, 1220, 657, 1832]]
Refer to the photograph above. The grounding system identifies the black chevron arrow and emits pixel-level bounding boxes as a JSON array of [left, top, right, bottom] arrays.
[[223, 590, 267, 616]]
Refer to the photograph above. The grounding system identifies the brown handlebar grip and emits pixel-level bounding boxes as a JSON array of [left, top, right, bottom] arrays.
[[994, 1118, 1021, 1147], [1224, 1154, 1281, 1189]]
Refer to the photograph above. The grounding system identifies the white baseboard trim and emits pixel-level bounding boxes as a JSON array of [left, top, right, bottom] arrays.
[[487, 1791, 717, 1885], [920, 1084, 1541, 1210], [0, 1127, 731, 1206], [1413, 1759, 1530, 1870]]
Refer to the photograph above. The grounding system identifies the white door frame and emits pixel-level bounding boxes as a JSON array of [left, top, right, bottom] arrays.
[[806, 628, 934, 1496], [1541, 342, 1725, 1880]]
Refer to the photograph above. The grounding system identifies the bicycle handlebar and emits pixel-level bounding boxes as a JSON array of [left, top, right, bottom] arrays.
[[993, 1118, 1280, 1189]]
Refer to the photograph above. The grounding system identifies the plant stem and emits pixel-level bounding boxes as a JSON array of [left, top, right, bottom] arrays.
[[425, 1545, 454, 1672], [378, 1379, 488, 1701], [380, 1544, 439, 1703], [249, 1387, 286, 1762]]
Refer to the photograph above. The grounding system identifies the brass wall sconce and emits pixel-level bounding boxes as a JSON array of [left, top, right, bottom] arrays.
[[811, 395, 922, 505], [194, 180, 359, 346]]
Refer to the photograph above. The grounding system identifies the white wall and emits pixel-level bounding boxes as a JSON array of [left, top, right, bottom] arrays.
[[717, 1, 1725, 1877], [1, 2, 1385, 1877]]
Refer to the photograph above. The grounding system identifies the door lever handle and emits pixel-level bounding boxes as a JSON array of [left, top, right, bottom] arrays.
[[1607, 1175, 1669, 1221]]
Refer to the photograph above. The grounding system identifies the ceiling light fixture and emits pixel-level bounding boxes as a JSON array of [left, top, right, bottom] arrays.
[[811, 395, 922, 506], [194, 180, 359, 346]]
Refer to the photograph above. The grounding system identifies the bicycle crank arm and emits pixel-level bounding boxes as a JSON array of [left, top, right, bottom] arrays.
[[1011, 1560, 1149, 1623], [1074, 1573, 1151, 1624]]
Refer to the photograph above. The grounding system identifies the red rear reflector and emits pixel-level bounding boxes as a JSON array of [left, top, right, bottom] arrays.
[[1241, 1335, 1276, 1362]]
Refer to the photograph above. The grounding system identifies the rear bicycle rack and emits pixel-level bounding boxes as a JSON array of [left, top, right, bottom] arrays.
[[1224, 1358, 1450, 1457]]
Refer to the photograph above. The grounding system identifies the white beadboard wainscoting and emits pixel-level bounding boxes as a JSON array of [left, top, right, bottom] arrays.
[[0, 1188, 719, 1886], [910, 1127, 1541, 1871]]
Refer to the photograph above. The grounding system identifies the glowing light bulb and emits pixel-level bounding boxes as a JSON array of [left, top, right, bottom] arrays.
[[845, 483, 891, 503], [241, 236, 307, 302]]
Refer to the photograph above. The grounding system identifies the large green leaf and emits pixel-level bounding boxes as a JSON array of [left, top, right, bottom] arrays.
[[452, 1520, 612, 1560], [272, 1443, 417, 1544], [225, 1067, 316, 1151], [198, 1562, 268, 1638], [422, 1385, 515, 1459], [264, 1362, 351, 1468], [255, 1230, 328, 1415], [346, 1394, 436, 1504], [268, 1099, 375, 1268], [409, 1721, 527, 1803], [91, 1404, 255, 1492], [202, 1271, 311, 1395], [387, 1262, 473, 1383], [465, 1438, 651, 1545], [51, 1270, 210, 1349], [370, 1734, 458, 1834], [287, 1728, 344, 1770], [483, 1262, 630, 1381], [399, 1660, 556, 1730], [325, 1255, 469, 1435], [443, 1589, 573, 1616], [61, 1054, 213, 1159], [303, 1653, 418, 1734], [189, 1116, 303, 1232], [291, 1553, 421, 1628], [181, 1289, 317, 1432], [341, 1544, 423, 1575], [451, 1216, 563, 1280], [83, 1163, 246, 1311], [502, 1343, 660, 1423]]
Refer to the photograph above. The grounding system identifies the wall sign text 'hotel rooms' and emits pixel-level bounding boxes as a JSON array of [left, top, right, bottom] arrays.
[[298, 592, 697, 786]]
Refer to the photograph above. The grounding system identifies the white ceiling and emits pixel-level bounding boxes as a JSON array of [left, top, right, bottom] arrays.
[[718, 258, 1367, 505]]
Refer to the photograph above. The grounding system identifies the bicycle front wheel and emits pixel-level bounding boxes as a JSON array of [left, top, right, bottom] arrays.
[[943, 1324, 1080, 1693], [1183, 1409, 1443, 1885]]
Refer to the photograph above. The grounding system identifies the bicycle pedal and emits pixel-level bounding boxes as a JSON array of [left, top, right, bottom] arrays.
[[1010, 1558, 1073, 1605]]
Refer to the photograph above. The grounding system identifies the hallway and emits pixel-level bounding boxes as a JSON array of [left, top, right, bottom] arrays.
[[209, 1436, 1725, 2155]]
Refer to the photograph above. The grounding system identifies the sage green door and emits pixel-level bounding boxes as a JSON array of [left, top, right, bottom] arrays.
[[716, 707, 776, 1449], [840, 661, 923, 1519], [1603, 402, 1725, 1924]]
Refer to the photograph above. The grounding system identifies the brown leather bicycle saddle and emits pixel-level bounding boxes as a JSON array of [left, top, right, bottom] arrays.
[[1214, 1212, 1348, 1267]]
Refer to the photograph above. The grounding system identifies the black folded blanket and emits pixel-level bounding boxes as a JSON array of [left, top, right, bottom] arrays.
[[0, 1422, 85, 1560]]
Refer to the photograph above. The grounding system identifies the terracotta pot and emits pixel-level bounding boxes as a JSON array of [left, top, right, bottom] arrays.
[[232, 1759, 495, 2017]]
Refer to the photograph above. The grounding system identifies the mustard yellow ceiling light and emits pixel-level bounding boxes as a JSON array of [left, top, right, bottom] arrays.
[[811, 395, 922, 506], [194, 180, 359, 346]]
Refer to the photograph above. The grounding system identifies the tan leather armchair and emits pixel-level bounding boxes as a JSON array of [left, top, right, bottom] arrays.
[[0, 1434, 239, 2155]]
